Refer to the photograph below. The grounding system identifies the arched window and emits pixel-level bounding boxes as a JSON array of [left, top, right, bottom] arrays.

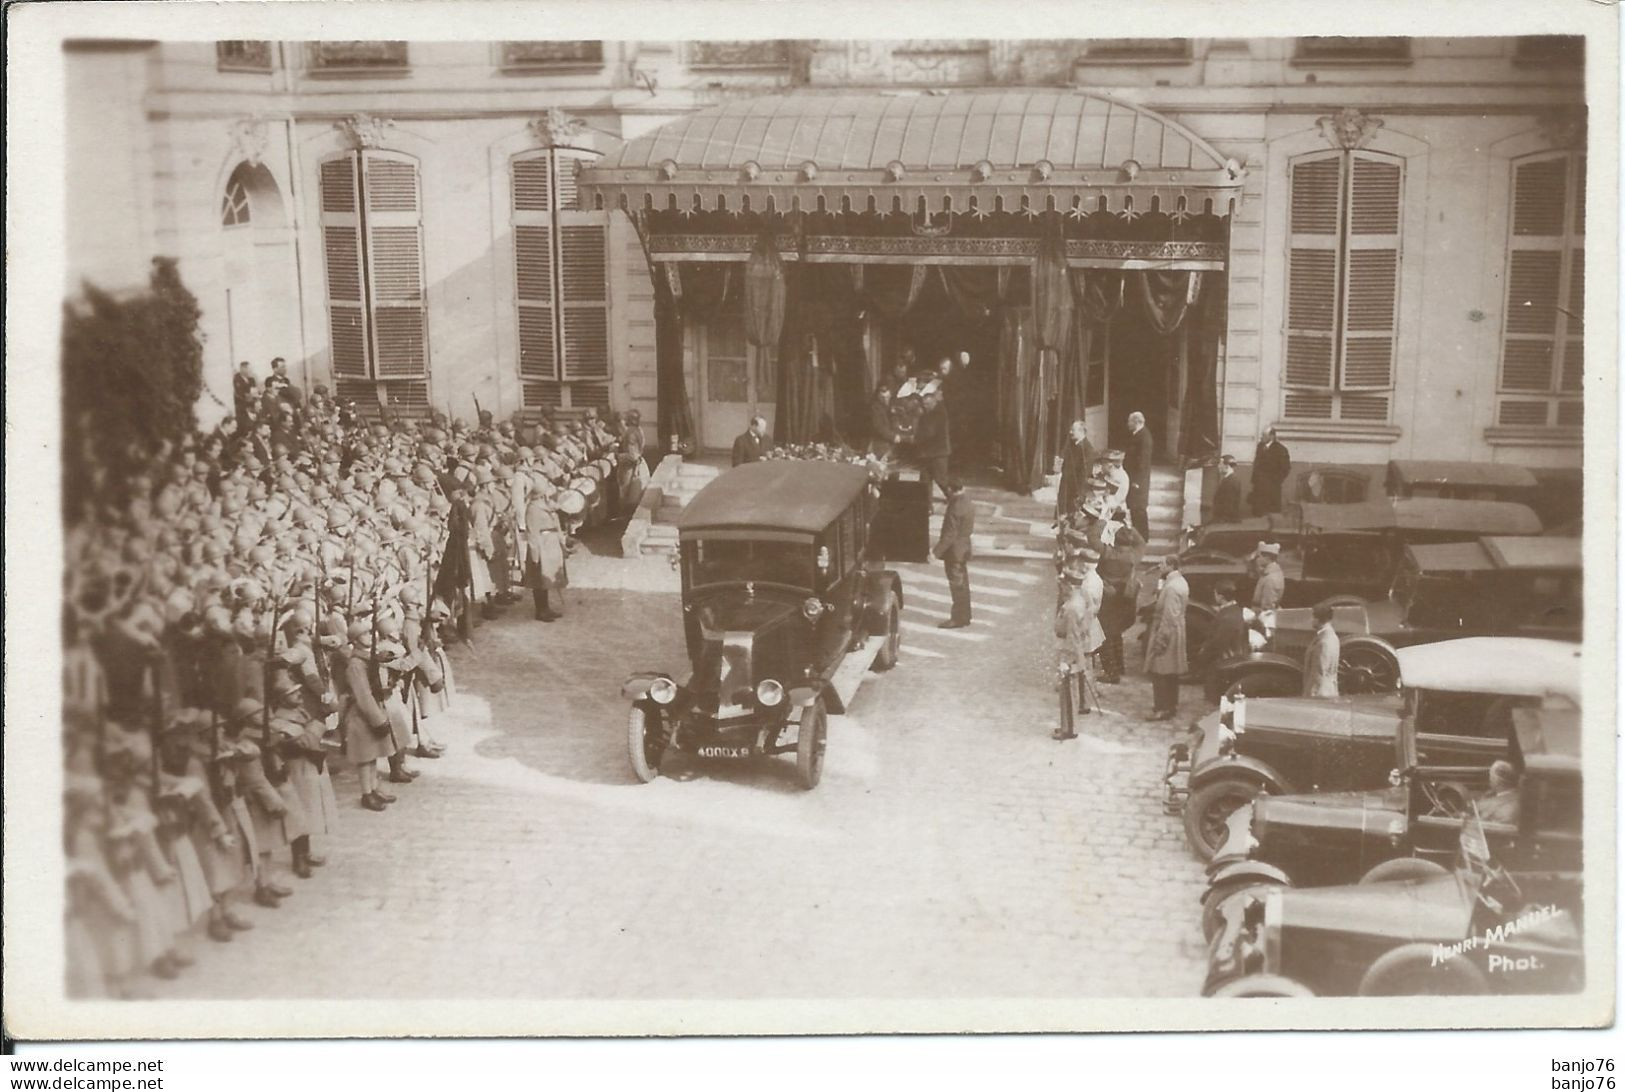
[[221, 176, 252, 227]]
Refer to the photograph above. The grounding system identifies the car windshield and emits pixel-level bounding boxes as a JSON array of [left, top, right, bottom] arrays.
[[686, 539, 814, 590]]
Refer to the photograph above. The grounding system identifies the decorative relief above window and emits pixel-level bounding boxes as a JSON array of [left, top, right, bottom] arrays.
[[1082, 39, 1191, 62], [216, 41, 272, 72], [308, 41, 409, 73]]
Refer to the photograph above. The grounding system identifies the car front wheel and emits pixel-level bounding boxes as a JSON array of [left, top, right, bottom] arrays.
[[873, 593, 901, 672], [1185, 776, 1268, 861], [627, 704, 665, 784], [1208, 974, 1314, 998], [796, 695, 828, 791]]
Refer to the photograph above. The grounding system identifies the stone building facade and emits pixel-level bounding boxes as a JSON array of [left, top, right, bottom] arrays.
[[64, 37, 1585, 482]]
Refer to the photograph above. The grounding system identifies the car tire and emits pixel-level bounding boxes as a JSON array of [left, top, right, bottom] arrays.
[[627, 703, 663, 784], [1358, 942, 1490, 996], [795, 695, 828, 791], [1201, 882, 1285, 944], [1184, 777, 1269, 861], [873, 593, 901, 672], [1227, 668, 1300, 699], [1339, 638, 1401, 694], [1208, 974, 1314, 998], [1358, 857, 1451, 885]]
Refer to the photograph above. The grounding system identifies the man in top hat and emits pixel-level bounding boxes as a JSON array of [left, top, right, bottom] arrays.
[[1053, 548, 1105, 740], [1212, 454, 1243, 523], [232, 362, 258, 435], [933, 477, 976, 629], [1251, 541, 1286, 614], [1250, 427, 1292, 517]]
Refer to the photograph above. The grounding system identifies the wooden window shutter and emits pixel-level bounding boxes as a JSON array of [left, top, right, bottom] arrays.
[[360, 152, 427, 378], [1283, 154, 1342, 416], [512, 151, 560, 390], [319, 155, 369, 379], [559, 224, 609, 381], [1338, 153, 1401, 412], [1497, 152, 1583, 427]]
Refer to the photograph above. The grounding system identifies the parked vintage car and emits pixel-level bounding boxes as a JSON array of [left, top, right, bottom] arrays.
[[1165, 637, 1581, 860], [1384, 459, 1539, 503], [1176, 498, 1546, 654], [1201, 816, 1583, 997], [620, 460, 906, 790], [1200, 701, 1580, 939], [1200, 535, 1581, 698]]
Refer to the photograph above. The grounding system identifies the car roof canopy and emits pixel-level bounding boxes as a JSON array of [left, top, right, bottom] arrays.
[[678, 459, 871, 536], [1385, 460, 1539, 490], [1299, 497, 1543, 536], [1396, 638, 1581, 700], [1481, 536, 1582, 570]]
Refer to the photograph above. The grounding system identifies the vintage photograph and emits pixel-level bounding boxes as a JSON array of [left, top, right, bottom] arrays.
[[5, 1, 1616, 1043]]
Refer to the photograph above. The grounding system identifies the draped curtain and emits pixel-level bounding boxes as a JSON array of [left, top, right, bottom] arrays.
[[1178, 273, 1225, 462], [776, 262, 868, 446]]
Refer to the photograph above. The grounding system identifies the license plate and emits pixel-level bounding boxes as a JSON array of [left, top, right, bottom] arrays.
[[697, 745, 755, 759]]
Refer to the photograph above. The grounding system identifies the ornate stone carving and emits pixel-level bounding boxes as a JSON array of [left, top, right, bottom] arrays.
[[1317, 107, 1385, 150], [1537, 106, 1587, 150], [335, 113, 396, 150], [228, 117, 270, 166], [530, 107, 587, 148]]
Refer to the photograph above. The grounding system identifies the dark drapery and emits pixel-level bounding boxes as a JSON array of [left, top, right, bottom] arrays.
[[860, 264, 930, 322], [1178, 272, 1225, 463], [650, 263, 695, 454], [743, 229, 786, 349], [1072, 269, 1125, 325], [776, 263, 868, 446], [998, 307, 1046, 493], [677, 261, 734, 322], [1137, 270, 1203, 336]]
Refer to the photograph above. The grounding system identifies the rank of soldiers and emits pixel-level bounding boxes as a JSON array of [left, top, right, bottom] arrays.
[[63, 369, 649, 998]]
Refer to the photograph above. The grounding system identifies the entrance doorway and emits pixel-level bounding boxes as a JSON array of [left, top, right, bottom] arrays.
[[697, 290, 776, 451], [1105, 312, 1186, 460], [892, 275, 1001, 476]]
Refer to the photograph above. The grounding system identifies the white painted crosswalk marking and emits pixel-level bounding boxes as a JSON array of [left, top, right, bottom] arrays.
[[903, 602, 997, 626], [900, 618, 987, 642], [967, 565, 1041, 585], [899, 645, 947, 659]]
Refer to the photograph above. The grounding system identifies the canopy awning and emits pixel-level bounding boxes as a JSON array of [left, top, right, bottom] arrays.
[[577, 90, 1245, 220]]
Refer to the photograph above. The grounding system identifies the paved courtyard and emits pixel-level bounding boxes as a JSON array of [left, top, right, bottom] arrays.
[[156, 554, 1212, 1001]]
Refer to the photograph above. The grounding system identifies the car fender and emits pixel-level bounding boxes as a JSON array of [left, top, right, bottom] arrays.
[[864, 570, 904, 631], [1189, 754, 1292, 796], [787, 681, 845, 716], [1207, 859, 1292, 893], [619, 670, 688, 702]]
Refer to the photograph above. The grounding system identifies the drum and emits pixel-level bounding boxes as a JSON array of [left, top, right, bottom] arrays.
[[582, 463, 604, 483], [556, 488, 587, 516], [595, 457, 616, 479], [570, 475, 597, 499]]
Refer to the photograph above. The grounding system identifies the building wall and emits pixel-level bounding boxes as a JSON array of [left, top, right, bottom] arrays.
[[62, 37, 1585, 469]]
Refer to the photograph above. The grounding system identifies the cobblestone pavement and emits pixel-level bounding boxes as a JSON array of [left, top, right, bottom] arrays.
[[155, 556, 1212, 1001]]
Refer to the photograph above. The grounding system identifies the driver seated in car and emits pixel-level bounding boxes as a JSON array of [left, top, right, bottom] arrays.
[[1476, 760, 1522, 825]]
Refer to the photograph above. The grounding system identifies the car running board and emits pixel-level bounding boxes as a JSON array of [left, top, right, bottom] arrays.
[[826, 634, 887, 713]]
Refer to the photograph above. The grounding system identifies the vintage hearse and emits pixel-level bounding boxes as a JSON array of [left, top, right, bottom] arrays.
[[1165, 637, 1581, 860], [621, 459, 906, 790]]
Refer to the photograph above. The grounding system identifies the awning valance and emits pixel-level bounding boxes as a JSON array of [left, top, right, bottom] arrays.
[[576, 90, 1246, 218]]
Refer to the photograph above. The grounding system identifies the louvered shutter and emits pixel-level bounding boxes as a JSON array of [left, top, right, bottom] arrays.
[[555, 150, 608, 383], [1337, 153, 1401, 420], [320, 155, 370, 379], [512, 152, 560, 394], [1498, 153, 1583, 427], [361, 152, 427, 378], [1283, 154, 1342, 419]]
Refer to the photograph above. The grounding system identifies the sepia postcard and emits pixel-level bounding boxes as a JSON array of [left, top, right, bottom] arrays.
[[3, 0, 1617, 1042]]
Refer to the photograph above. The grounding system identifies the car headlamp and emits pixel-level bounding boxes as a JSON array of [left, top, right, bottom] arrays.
[[756, 679, 784, 707], [802, 597, 825, 621], [649, 677, 678, 705]]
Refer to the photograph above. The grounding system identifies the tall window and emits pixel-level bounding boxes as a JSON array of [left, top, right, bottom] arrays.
[[1283, 150, 1403, 423], [1496, 151, 1584, 430], [319, 151, 429, 413], [217, 41, 273, 72], [511, 149, 610, 414]]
